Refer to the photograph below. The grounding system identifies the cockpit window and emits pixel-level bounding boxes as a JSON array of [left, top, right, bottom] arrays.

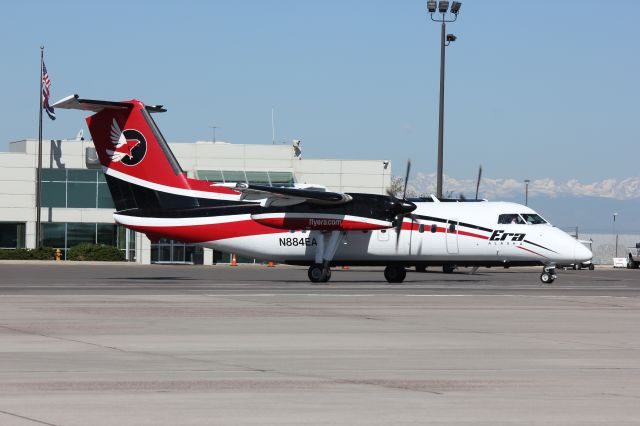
[[498, 214, 525, 225], [520, 213, 548, 224]]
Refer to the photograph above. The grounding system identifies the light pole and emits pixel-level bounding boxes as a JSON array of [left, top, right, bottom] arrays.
[[613, 212, 619, 258], [209, 125, 218, 143], [427, 1, 461, 198], [524, 179, 530, 206]]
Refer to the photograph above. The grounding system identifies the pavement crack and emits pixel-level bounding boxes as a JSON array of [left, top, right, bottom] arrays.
[[0, 409, 60, 426], [0, 324, 262, 372]]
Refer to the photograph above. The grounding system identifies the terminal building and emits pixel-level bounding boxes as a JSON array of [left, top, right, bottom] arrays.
[[0, 138, 391, 264]]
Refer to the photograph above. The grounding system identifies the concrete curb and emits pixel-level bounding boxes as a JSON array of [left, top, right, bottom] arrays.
[[0, 260, 136, 266]]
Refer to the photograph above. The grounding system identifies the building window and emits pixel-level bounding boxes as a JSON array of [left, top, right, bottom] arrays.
[[196, 170, 295, 187], [0, 222, 26, 249], [151, 239, 199, 264], [268, 171, 295, 187], [245, 171, 270, 185], [198, 170, 224, 183], [41, 168, 114, 209], [222, 170, 247, 184], [41, 222, 131, 260]]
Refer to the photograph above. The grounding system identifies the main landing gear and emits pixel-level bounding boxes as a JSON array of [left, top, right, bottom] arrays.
[[384, 265, 406, 283], [308, 263, 331, 283], [540, 265, 557, 284], [307, 231, 344, 284], [442, 264, 456, 274]]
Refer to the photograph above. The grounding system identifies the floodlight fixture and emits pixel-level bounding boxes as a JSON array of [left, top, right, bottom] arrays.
[[426, 0, 462, 198]]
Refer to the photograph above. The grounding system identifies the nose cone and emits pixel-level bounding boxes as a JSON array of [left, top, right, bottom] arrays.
[[574, 241, 593, 264]]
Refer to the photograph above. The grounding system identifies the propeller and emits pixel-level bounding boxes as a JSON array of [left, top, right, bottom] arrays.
[[386, 160, 416, 248], [475, 164, 483, 200]]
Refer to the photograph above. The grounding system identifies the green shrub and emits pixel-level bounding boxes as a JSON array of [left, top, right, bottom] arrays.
[[0, 247, 54, 260], [67, 243, 125, 261], [29, 246, 55, 260]]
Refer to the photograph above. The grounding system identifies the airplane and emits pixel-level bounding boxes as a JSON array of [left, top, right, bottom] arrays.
[[52, 94, 592, 284]]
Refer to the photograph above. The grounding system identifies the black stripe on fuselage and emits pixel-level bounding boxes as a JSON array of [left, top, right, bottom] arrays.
[[412, 214, 493, 233], [105, 174, 245, 211], [109, 177, 398, 222], [523, 239, 558, 254]]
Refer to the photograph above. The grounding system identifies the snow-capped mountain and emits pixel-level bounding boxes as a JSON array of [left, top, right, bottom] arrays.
[[407, 173, 640, 201]]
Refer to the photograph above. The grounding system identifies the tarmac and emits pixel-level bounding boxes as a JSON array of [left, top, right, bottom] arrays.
[[0, 263, 639, 425]]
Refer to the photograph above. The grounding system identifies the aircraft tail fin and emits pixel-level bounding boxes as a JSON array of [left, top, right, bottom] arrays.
[[53, 95, 199, 211]]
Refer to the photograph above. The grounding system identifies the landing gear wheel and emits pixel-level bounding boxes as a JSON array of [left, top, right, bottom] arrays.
[[321, 268, 331, 282], [540, 272, 554, 284], [384, 266, 406, 283], [308, 264, 331, 283], [540, 266, 557, 284], [415, 265, 427, 273], [589, 263, 595, 270], [442, 264, 456, 274]]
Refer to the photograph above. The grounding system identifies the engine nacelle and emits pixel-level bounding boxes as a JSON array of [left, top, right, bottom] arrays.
[[251, 213, 391, 231]]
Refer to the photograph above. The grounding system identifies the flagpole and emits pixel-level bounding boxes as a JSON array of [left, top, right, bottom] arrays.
[[36, 46, 44, 249]]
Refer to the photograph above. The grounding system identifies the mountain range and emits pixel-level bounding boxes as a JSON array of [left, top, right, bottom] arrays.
[[405, 173, 640, 234], [407, 173, 640, 201]]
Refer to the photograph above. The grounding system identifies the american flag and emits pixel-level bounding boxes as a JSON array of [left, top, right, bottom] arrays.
[[42, 62, 55, 120]]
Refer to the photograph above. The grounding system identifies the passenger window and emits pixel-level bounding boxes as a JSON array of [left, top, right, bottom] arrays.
[[498, 214, 525, 225], [430, 224, 437, 233], [380, 229, 386, 233], [448, 222, 456, 233], [419, 224, 425, 233]]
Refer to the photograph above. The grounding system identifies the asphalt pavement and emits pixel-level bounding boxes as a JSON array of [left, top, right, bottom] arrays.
[[0, 263, 638, 425]]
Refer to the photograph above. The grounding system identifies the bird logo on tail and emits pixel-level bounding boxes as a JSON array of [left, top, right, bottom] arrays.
[[107, 119, 147, 166]]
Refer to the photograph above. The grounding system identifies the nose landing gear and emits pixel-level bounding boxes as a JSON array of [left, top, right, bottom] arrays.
[[540, 266, 556, 284]]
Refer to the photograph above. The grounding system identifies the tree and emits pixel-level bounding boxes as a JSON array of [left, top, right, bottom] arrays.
[[387, 176, 404, 197]]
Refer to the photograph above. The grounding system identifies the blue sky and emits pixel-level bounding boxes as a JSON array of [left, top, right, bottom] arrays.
[[1, 0, 639, 184]]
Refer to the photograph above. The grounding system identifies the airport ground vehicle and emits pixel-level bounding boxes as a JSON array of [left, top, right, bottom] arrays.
[[571, 240, 595, 270], [628, 244, 640, 269], [53, 95, 592, 284]]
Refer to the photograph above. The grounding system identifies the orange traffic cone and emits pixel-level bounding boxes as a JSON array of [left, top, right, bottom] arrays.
[[231, 253, 238, 267], [267, 261, 275, 267]]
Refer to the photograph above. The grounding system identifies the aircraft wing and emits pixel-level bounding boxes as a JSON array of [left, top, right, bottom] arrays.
[[235, 184, 352, 207]]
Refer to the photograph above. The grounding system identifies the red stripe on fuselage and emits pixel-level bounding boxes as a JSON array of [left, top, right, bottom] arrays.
[[123, 219, 284, 243], [253, 216, 388, 231], [125, 217, 493, 244], [457, 230, 489, 240], [517, 245, 547, 259]]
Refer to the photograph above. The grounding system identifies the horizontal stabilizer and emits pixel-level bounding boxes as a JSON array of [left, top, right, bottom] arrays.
[[52, 94, 166, 113]]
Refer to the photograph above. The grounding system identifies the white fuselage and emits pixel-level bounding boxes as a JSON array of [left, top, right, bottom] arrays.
[[201, 201, 592, 266]]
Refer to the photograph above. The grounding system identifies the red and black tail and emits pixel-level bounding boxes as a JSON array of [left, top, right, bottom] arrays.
[[52, 95, 237, 211]]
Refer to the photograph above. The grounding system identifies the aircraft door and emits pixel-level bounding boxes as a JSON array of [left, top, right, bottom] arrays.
[[446, 219, 459, 254], [409, 217, 417, 255]]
